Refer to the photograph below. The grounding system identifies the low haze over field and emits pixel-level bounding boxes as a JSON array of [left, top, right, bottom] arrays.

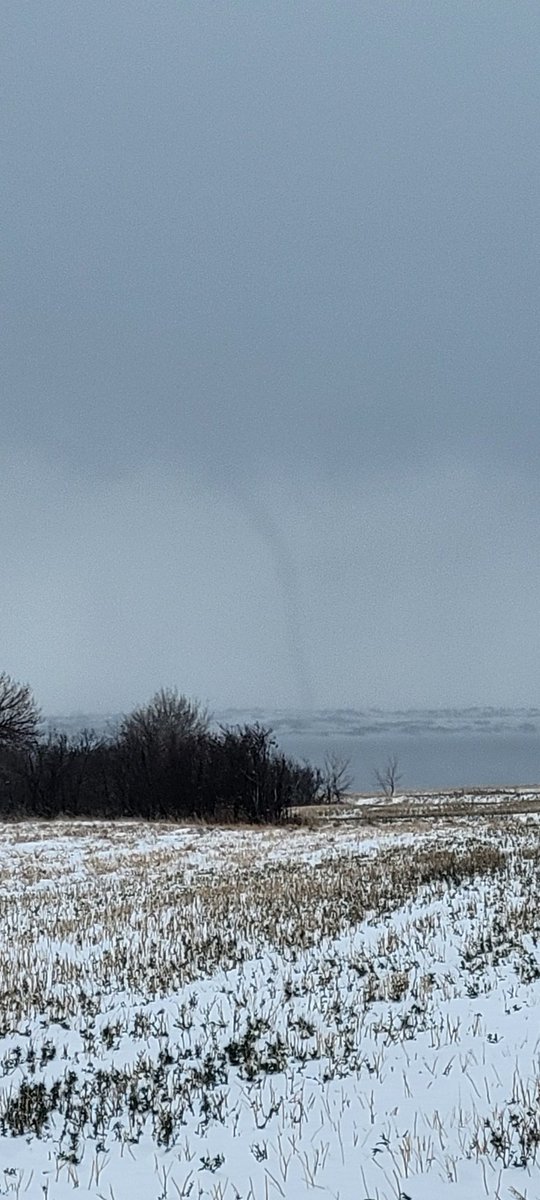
[[2, 2, 540, 712]]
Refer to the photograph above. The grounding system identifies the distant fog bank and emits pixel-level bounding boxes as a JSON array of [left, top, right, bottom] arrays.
[[45, 706, 540, 741]]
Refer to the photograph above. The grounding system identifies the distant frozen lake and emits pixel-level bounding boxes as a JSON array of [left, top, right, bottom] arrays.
[[275, 729, 540, 792]]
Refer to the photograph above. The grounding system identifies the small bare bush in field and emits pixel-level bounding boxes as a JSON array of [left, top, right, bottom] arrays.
[[375, 753, 402, 797]]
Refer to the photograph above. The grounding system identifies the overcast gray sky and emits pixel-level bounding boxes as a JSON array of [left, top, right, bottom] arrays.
[[2, 1, 540, 713]]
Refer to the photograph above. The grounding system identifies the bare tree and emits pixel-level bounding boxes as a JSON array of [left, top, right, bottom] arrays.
[[374, 753, 402, 798], [0, 673, 41, 749], [319, 752, 352, 804]]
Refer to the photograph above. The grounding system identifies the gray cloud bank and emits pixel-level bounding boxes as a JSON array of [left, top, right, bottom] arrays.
[[2, 1, 540, 711]]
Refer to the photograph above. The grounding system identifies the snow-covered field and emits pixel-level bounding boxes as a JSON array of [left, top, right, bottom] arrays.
[[0, 815, 540, 1199]]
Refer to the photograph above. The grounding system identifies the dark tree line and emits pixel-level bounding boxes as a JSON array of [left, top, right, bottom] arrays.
[[0, 681, 335, 822]]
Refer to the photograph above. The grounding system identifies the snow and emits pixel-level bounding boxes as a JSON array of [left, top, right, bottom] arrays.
[[0, 814, 538, 1198]]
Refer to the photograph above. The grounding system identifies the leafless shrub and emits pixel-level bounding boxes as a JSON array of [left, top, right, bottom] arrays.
[[375, 754, 402, 798], [318, 753, 353, 804]]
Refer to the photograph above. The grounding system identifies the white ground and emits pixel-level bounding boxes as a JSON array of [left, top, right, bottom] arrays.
[[0, 815, 538, 1199]]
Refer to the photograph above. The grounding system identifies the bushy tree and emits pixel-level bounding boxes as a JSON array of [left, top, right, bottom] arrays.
[[116, 689, 210, 819], [0, 672, 40, 749], [119, 688, 209, 747]]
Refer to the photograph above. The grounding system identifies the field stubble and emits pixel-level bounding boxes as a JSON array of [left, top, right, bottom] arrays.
[[0, 812, 538, 1198]]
